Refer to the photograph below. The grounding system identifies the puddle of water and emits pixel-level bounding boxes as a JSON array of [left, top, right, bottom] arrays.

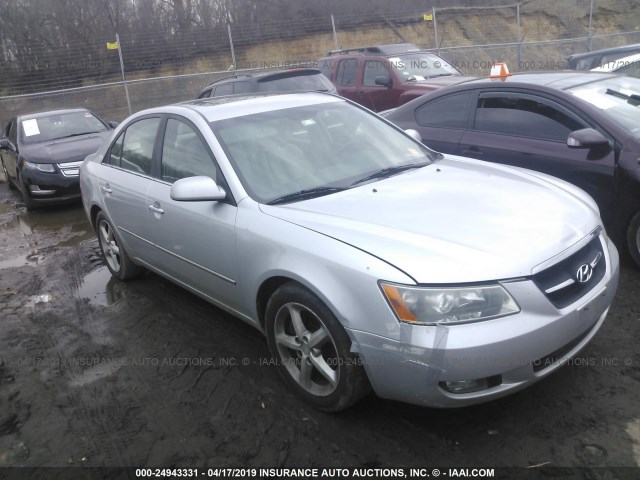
[[0, 251, 46, 269], [77, 266, 127, 306]]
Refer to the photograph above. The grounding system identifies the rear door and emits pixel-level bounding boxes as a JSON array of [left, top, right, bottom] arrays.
[[99, 116, 162, 263], [459, 91, 616, 215], [410, 91, 474, 154]]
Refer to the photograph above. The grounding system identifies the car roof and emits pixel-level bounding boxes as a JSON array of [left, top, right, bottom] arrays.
[[460, 71, 623, 90], [567, 43, 640, 61], [145, 92, 344, 123], [204, 68, 322, 88], [20, 108, 92, 121]]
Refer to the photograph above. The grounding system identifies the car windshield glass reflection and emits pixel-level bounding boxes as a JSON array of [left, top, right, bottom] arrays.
[[211, 102, 434, 203], [21, 111, 108, 144], [569, 76, 640, 137], [390, 54, 459, 81]]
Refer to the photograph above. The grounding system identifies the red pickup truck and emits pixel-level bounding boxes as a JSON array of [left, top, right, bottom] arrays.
[[318, 43, 475, 112]]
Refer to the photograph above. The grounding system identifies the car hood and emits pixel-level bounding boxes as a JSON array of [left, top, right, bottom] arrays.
[[20, 132, 111, 164], [260, 156, 600, 283]]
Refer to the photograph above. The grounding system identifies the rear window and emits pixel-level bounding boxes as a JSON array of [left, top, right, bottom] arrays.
[[257, 72, 334, 93]]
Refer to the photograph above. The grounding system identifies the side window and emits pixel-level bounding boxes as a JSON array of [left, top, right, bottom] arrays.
[[161, 119, 217, 183], [336, 59, 358, 86], [415, 92, 472, 128], [233, 81, 251, 94], [213, 83, 233, 97], [363, 61, 391, 87], [475, 95, 585, 142], [120, 118, 161, 175], [198, 89, 212, 99], [319, 60, 332, 79], [107, 131, 125, 166]]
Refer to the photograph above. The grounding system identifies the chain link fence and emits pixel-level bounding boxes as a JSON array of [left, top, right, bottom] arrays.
[[1, 0, 639, 127]]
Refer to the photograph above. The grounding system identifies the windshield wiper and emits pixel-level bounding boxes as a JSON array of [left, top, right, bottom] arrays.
[[349, 163, 427, 187], [605, 88, 640, 106], [267, 186, 347, 205], [53, 131, 102, 140]]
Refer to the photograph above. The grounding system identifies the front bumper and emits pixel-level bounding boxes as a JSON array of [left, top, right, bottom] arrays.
[[21, 167, 81, 205], [348, 237, 620, 408]]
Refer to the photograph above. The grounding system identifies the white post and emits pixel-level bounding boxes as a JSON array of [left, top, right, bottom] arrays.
[[331, 14, 339, 50], [227, 24, 237, 75], [433, 7, 439, 56], [116, 33, 132, 116]]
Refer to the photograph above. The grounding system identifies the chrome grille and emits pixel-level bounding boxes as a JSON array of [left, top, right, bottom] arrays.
[[532, 233, 606, 309]]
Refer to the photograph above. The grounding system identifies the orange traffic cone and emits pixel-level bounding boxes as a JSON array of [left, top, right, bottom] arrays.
[[489, 62, 512, 78]]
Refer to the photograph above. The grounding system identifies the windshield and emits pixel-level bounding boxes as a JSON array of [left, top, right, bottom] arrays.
[[568, 76, 640, 137], [257, 72, 335, 93], [20, 111, 108, 144], [211, 101, 435, 203], [389, 53, 459, 81]]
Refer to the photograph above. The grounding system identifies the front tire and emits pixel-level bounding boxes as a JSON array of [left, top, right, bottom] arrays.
[[1, 160, 15, 190], [626, 211, 640, 268], [265, 282, 370, 412], [95, 211, 142, 281]]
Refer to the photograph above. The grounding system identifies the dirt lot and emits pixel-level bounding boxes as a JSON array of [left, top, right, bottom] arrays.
[[0, 179, 639, 476]]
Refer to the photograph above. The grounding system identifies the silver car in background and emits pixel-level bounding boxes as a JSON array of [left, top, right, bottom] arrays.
[[80, 93, 619, 411]]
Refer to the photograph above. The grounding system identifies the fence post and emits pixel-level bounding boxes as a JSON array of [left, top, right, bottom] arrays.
[[516, 3, 522, 72], [331, 14, 339, 50], [227, 25, 237, 75], [588, 0, 594, 51], [433, 7, 439, 56], [115, 33, 132, 116]]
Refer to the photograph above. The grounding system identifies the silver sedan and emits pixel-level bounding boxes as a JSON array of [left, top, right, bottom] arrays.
[[80, 93, 619, 411]]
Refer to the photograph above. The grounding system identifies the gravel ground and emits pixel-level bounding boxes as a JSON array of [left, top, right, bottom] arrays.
[[0, 180, 639, 478]]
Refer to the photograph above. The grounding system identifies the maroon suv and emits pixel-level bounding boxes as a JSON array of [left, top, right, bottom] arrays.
[[318, 43, 475, 112]]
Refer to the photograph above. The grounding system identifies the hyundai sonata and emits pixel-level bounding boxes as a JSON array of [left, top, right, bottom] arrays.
[[80, 93, 619, 411]]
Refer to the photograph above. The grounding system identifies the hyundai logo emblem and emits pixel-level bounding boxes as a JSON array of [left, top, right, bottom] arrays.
[[576, 263, 594, 284]]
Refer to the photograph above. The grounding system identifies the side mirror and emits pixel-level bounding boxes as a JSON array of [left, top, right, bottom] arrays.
[[404, 129, 422, 143], [375, 76, 392, 88], [0, 138, 11, 150], [170, 176, 226, 202], [108, 121, 119, 129], [567, 128, 610, 149]]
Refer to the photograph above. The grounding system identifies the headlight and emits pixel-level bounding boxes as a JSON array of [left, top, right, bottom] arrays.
[[24, 161, 55, 173], [380, 282, 520, 325]]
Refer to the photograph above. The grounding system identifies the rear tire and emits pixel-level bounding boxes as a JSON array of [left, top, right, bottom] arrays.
[[265, 282, 370, 412], [95, 211, 142, 281], [626, 211, 640, 268]]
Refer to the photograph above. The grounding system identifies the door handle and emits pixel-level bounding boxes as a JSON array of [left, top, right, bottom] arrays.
[[148, 204, 164, 214], [101, 184, 112, 194], [357, 91, 366, 97]]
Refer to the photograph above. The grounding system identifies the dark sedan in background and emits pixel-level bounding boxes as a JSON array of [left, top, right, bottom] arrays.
[[382, 72, 640, 266], [0, 108, 113, 209]]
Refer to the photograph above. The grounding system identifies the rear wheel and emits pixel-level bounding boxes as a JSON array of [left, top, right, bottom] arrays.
[[96, 211, 142, 281], [626, 211, 640, 268], [265, 282, 370, 412]]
